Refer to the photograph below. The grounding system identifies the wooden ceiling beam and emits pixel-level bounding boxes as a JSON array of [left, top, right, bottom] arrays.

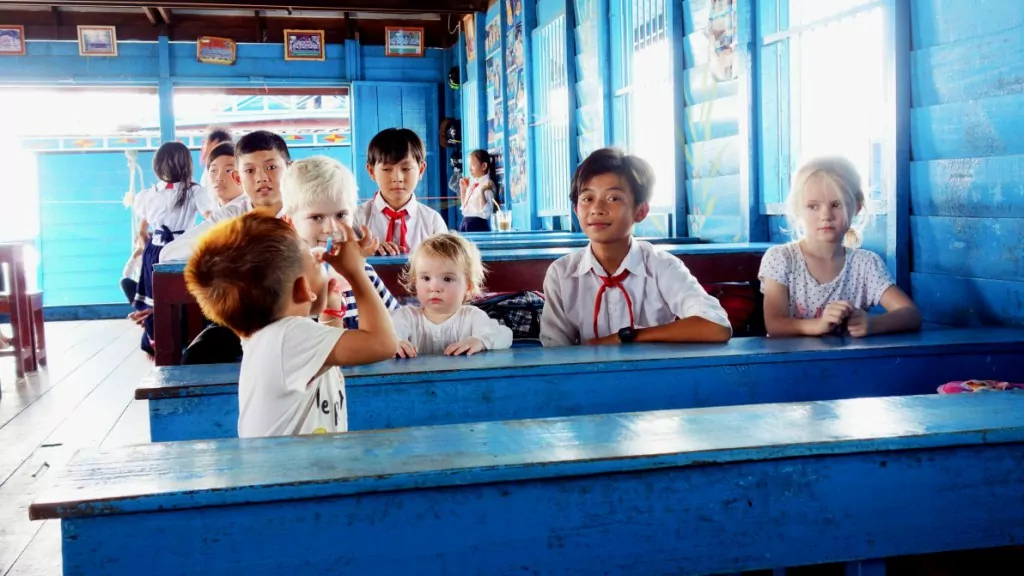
[[142, 6, 159, 25], [156, 6, 172, 24], [0, 0, 486, 14]]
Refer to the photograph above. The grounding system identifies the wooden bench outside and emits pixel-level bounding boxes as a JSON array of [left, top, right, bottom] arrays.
[[31, 393, 1024, 575], [135, 328, 1024, 442], [152, 242, 772, 366]]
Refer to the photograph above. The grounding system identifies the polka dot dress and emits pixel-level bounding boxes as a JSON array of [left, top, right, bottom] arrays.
[[758, 242, 894, 319]]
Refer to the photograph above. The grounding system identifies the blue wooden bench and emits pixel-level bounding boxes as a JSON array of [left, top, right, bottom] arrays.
[[31, 392, 1024, 575], [135, 328, 1024, 442]]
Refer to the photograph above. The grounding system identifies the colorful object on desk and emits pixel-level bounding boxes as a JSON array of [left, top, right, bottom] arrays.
[[937, 380, 1024, 394]]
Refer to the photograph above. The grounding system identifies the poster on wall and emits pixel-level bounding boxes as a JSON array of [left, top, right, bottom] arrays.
[[78, 26, 117, 57], [197, 36, 236, 65], [484, 18, 501, 56], [505, 16, 528, 205], [463, 15, 476, 62], [707, 0, 737, 82], [0, 25, 26, 56], [284, 29, 325, 61]]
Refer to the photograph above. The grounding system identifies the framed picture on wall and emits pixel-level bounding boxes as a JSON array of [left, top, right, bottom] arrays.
[[0, 25, 26, 56], [284, 29, 325, 61], [385, 26, 424, 57], [462, 16, 476, 62], [197, 36, 236, 65], [78, 25, 117, 56]]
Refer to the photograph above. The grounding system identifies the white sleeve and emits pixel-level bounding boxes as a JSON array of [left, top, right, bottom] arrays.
[[539, 265, 577, 347], [758, 244, 793, 289], [864, 251, 896, 306], [389, 307, 416, 342], [431, 208, 449, 233], [466, 307, 513, 350], [656, 253, 733, 330], [281, 317, 345, 393], [133, 188, 151, 221], [193, 184, 216, 217], [158, 220, 211, 263]]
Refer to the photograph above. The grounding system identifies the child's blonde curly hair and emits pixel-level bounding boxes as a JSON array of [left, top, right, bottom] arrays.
[[400, 233, 487, 300]]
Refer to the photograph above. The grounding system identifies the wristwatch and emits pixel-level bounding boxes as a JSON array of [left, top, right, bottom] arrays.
[[617, 326, 638, 343]]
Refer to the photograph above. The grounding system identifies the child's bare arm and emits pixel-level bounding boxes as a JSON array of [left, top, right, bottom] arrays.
[[848, 285, 921, 337], [763, 279, 851, 337], [322, 223, 398, 366]]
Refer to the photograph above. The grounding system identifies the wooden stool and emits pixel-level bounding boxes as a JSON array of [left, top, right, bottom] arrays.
[[0, 242, 45, 379]]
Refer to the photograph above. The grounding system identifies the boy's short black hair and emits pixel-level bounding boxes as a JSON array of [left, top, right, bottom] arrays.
[[235, 130, 291, 163], [206, 142, 235, 168], [206, 125, 233, 145], [570, 147, 655, 206], [367, 128, 425, 166]]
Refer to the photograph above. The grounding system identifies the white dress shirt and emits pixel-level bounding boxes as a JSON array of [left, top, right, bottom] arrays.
[[355, 193, 448, 253], [540, 239, 732, 346]]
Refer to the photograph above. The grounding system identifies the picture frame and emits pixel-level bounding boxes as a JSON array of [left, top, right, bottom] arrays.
[[284, 29, 325, 61], [78, 25, 117, 57], [462, 16, 475, 63], [385, 26, 424, 58], [197, 36, 236, 65], [0, 25, 26, 56]]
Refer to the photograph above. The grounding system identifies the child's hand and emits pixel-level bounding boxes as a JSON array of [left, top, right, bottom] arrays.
[[817, 301, 852, 335], [322, 222, 371, 280], [376, 241, 405, 256], [459, 178, 469, 193], [395, 340, 417, 358], [325, 273, 347, 311], [445, 337, 486, 356], [358, 230, 380, 259], [585, 334, 620, 346], [846, 308, 871, 337]]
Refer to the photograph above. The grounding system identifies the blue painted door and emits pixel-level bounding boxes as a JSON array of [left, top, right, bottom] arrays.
[[351, 82, 444, 217]]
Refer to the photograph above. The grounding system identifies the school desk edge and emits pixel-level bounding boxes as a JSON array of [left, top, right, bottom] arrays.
[[30, 393, 1024, 519]]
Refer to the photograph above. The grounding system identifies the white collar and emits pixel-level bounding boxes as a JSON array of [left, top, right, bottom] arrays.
[[574, 238, 647, 279]]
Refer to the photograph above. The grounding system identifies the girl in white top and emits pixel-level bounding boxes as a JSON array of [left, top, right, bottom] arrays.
[[758, 156, 921, 338], [391, 232, 513, 357], [459, 149, 498, 232], [132, 141, 201, 353]]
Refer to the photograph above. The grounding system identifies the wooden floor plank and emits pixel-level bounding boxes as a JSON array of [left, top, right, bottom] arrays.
[[0, 321, 140, 486], [0, 321, 136, 428], [0, 322, 152, 576]]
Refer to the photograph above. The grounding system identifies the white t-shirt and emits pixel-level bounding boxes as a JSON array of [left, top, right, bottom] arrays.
[[158, 194, 256, 263], [133, 182, 201, 246], [194, 170, 218, 216], [757, 242, 895, 319], [391, 305, 513, 355], [356, 193, 448, 253], [462, 174, 495, 219], [238, 316, 347, 438]]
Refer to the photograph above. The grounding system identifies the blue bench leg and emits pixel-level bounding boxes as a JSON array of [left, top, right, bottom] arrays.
[[845, 559, 886, 576]]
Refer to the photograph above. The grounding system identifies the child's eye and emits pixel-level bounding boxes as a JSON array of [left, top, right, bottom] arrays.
[[310, 215, 323, 222], [444, 276, 456, 283], [419, 275, 430, 281], [335, 212, 349, 220], [244, 169, 254, 174]]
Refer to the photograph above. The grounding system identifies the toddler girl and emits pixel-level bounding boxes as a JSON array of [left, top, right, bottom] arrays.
[[391, 233, 512, 356]]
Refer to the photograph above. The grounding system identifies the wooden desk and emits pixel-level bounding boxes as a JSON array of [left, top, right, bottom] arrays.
[[135, 328, 1024, 442], [152, 242, 772, 366], [31, 393, 1024, 575]]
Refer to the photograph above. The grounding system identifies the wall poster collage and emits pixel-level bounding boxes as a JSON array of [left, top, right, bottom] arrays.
[[504, 0, 527, 205]]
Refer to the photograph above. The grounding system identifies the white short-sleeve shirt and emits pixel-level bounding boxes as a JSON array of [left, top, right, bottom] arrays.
[[238, 316, 347, 438], [390, 305, 513, 355], [356, 193, 448, 253], [540, 239, 733, 346], [133, 182, 201, 245], [757, 241, 895, 319], [462, 175, 495, 219]]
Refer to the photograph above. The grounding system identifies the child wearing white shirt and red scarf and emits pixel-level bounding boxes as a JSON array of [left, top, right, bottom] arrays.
[[540, 148, 732, 346], [356, 128, 447, 256]]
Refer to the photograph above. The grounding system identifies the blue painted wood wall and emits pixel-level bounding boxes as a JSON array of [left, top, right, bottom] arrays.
[[908, 0, 1024, 327], [2, 40, 448, 307]]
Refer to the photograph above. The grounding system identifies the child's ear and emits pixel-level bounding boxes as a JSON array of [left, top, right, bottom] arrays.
[[366, 163, 375, 179], [231, 170, 241, 185], [281, 214, 293, 226], [292, 275, 316, 305], [634, 202, 650, 224], [417, 162, 427, 176]]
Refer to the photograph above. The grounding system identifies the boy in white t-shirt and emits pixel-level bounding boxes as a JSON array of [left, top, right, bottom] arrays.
[[185, 211, 397, 438]]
